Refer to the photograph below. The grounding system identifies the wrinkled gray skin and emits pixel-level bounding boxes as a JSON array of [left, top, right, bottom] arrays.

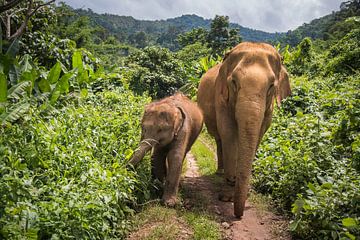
[[197, 42, 291, 218], [130, 93, 203, 206]]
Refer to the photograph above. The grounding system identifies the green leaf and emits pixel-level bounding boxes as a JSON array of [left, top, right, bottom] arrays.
[[47, 62, 62, 84], [50, 90, 61, 105], [6, 38, 19, 58], [80, 88, 88, 98], [19, 55, 33, 73], [0, 72, 7, 103], [292, 199, 304, 214], [20, 69, 38, 84], [72, 51, 83, 72], [344, 232, 356, 240], [307, 182, 316, 193], [77, 69, 89, 85], [38, 78, 51, 93], [0, 101, 30, 124], [58, 72, 73, 94], [342, 218, 357, 228], [321, 182, 333, 189], [7, 81, 31, 100], [8, 64, 19, 85]]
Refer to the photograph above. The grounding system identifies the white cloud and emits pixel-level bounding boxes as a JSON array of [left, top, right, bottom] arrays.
[[61, 0, 343, 32]]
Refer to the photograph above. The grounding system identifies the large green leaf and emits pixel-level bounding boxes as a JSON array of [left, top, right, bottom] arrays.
[[58, 72, 73, 94], [77, 69, 89, 85], [72, 51, 83, 72], [5, 38, 19, 58], [0, 72, 7, 102], [47, 61, 62, 84], [7, 81, 31, 100], [19, 55, 33, 73], [38, 78, 51, 93], [0, 101, 30, 124], [49, 90, 61, 105], [8, 64, 19, 85], [342, 218, 357, 228]]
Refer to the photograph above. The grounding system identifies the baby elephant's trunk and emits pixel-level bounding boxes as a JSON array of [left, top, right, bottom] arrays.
[[129, 139, 158, 166]]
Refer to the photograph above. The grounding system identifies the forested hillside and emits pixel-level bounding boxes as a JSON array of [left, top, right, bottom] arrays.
[[279, 0, 360, 46], [0, 0, 359, 239], [72, 7, 282, 50]]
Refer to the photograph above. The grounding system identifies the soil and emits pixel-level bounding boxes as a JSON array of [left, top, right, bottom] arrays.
[[182, 152, 291, 240]]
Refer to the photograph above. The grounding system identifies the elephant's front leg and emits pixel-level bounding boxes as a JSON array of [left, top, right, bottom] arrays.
[[151, 146, 169, 182], [161, 144, 186, 207]]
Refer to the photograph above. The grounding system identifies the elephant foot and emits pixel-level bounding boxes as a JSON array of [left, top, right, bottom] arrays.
[[218, 191, 234, 202], [162, 195, 178, 207], [218, 184, 234, 202], [216, 168, 224, 176]]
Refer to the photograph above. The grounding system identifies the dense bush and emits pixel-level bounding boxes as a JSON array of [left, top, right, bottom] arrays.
[[0, 89, 151, 239], [126, 46, 187, 99]]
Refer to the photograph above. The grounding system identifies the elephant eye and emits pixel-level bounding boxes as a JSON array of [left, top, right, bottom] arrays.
[[157, 129, 162, 133]]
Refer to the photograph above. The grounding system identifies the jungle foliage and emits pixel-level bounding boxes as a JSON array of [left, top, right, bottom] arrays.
[[0, 0, 359, 239]]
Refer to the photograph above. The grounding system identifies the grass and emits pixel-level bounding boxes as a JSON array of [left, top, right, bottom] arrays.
[[129, 203, 221, 240], [129, 205, 187, 240], [191, 137, 217, 176], [183, 212, 222, 240]]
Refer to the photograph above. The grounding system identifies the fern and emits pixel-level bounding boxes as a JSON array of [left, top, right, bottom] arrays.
[[7, 81, 31, 100], [0, 101, 30, 124]]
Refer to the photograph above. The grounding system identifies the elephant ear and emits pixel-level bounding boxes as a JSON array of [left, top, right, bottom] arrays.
[[174, 106, 186, 137], [276, 66, 291, 107]]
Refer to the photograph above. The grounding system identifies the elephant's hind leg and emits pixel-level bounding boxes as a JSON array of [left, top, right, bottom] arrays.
[[151, 146, 169, 182], [215, 137, 224, 175]]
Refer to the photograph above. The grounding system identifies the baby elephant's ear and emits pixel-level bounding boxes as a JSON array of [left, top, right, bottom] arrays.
[[276, 66, 291, 107], [174, 107, 186, 137]]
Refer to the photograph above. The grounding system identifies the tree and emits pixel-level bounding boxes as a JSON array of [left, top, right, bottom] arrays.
[[207, 15, 241, 56], [177, 27, 208, 48], [0, 0, 55, 41], [128, 31, 148, 48], [126, 46, 187, 99], [156, 26, 182, 51]]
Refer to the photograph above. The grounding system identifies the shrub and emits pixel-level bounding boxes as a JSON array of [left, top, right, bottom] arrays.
[[0, 89, 151, 239]]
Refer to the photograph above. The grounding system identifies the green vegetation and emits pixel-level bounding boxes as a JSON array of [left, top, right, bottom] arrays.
[[278, 0, 360, 46], [1, 0, 359, 239], [130, 203, 221, 240], [191, 138, 217, 176], [72, 9, 280, 50]]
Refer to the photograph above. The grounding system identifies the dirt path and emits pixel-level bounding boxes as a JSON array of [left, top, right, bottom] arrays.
[[182, 152, 290, 240]]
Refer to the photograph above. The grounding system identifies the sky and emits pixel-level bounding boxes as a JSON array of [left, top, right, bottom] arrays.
[[61, 0, 344, 32]]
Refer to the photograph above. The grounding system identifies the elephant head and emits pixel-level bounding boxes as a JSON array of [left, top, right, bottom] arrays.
[[214, 42, 291, 217], [129, 101, 185, 166]]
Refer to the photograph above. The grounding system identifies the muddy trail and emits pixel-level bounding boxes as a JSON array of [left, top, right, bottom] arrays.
[[182, 152, 290, 240]]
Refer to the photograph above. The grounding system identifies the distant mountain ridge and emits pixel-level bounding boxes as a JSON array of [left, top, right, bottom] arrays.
[[73, 1, 356, 49], [75, 9, 283, 44]]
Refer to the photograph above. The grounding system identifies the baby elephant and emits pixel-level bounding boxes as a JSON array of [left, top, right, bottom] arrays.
[[129, 93, 203, 206]]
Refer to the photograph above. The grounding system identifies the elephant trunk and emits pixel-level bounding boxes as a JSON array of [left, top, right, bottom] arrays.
[[129, 139, 158, 166], [234, 100, 265, 218]]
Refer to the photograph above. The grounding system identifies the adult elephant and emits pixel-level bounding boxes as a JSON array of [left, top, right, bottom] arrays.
[[129, 93, 203, 206], [197, 42, 291, 218]]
